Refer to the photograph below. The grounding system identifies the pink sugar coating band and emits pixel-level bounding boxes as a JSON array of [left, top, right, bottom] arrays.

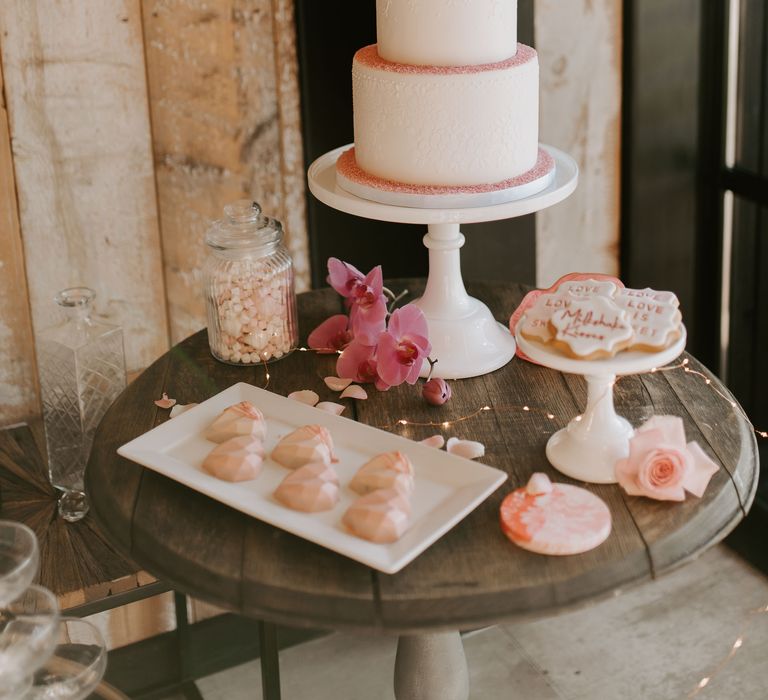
[[336, 147, 555, 196], [354, 43, 537, 75]]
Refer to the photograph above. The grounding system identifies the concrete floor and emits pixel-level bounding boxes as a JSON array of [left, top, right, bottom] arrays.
[[193, 545, 768, 700]]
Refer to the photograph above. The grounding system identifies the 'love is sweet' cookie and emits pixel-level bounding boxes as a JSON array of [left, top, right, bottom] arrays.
[[615, 287, 682, 352]]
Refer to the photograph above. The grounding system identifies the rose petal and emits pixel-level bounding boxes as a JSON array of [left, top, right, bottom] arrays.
[[420, 435, 445, 449], [636, 415, 687, 446], [316, 401, 345, 416], [681, 441, 719, 497], [288, 390, 320, 407], [340, 385, 368, 400], [324, 376, 354, 391], [154, 393, 176, 409], [446, 437, 485, 460], [170, 403, 197, 418]]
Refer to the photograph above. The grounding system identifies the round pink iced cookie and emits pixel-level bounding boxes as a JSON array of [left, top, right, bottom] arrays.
[[499, 473, 611, 555]]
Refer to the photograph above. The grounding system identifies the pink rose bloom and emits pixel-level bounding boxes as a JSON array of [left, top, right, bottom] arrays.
[[376, 305, 431, 387], [422, 378, 451, 406], [336, 341, 390, 390], [615, 415, 719, 501], [307, 314, 353, 353]]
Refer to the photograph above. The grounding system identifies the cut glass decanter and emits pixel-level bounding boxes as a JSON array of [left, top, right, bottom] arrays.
[[37, 288, 126, 522]]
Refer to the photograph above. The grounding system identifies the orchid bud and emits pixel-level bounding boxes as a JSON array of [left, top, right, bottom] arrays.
[[422, 378, 451, 406]]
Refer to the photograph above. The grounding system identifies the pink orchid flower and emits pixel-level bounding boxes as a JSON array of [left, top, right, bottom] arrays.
[[348, 266, 387, 345], [336, 340, 390, 390], [307, 314, 353, 353], [376, 305, 431, 387], [327, 258, 366, 298]]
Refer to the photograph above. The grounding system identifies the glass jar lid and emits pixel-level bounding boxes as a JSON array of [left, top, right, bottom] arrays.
[[205, 199, 283, 252]]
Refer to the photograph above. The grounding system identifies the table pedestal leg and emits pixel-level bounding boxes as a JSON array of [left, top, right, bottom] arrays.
[[394, 632, 469, 700]]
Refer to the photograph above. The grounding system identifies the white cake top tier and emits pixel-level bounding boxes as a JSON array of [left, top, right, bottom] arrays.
[[376, 0, 518, 66]]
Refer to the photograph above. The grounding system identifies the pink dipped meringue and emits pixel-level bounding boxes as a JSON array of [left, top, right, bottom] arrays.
[[342, 488, 411, 543], [271, 424, 337, 469], [348, 451, 414, 495], [206, 401, 267, 443], [202, 435, 264, 482], [274, 462, 340, 512]]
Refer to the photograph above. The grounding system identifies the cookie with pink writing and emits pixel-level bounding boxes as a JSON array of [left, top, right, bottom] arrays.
[[519, 282, 619, 343], [615, 287, 682, 352], [549, 296, 634, 359], [511, 274, 623, 361]]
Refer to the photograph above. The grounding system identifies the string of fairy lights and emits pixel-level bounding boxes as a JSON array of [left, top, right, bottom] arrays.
[[284, 349, 768, 442], [262, 345, 766, 695]]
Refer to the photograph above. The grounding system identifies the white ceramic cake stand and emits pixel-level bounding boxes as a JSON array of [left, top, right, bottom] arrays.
[[308, 143, 578, 379], [516, 325, 687, 484]]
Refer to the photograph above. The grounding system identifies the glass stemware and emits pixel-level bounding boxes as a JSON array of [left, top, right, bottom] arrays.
[[0, 521, 39, 607], [0, 585, 60, 700], [29, 617, 108, 700]]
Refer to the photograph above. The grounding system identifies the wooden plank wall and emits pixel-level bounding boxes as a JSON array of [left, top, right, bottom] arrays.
[[535, 0, 623, 285], [0, 0, 309, 426]]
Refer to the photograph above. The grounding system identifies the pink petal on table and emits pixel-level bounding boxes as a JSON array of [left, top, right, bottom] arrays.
[[636, 415, 687, 445], [446, 437, 485, 460], [288, 390, 320, 407], [170, 403, 197, 418], [154, 393, 176, 409], [324, 376, 353, 391], [316, 401, 345, 416], [340, 385, 368, 400], [420, 435, 445, 449]]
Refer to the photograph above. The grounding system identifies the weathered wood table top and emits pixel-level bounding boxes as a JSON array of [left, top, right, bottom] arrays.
[[86, 280, 759, 633]]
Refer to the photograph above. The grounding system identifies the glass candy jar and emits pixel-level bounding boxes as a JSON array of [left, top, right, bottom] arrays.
[[37, 288, 127, 522], [204, 200, 298, 365]]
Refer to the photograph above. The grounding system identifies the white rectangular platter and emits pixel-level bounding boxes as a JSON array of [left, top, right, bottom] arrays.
[[118, 382, 507, 574]]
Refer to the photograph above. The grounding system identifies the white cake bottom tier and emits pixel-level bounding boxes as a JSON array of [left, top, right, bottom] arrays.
[[352, 43, 539, 187]]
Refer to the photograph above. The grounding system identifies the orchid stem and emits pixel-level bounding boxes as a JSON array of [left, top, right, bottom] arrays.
[[424, 357, 438, 383], [384, 287, 409, 313]]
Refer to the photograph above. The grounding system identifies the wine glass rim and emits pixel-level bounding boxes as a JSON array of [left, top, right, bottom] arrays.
[[0, 519, 39, 577], [41, 616, 108, 688]]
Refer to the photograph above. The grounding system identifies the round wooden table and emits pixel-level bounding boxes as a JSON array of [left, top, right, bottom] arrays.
[[86, 280, 759, 700]]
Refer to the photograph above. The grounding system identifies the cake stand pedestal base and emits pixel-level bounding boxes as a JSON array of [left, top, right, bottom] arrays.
[[516, 328, 688, 484], [307, 143, 579, 380], [414, 224, 516, 379], [545, 373, 634, 483]]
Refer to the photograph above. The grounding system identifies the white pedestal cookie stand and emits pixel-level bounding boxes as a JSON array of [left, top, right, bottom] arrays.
[[516, 327, 688, 483]]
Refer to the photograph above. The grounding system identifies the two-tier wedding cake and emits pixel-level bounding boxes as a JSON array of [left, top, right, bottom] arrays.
[[336, 0, 554, 206]]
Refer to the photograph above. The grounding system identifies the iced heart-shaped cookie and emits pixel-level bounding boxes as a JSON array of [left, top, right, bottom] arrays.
[[349, 451, 414, 495], [206, 401, 267, 443], [271, 424, 337, 469], [342, 488, 411, 543], [274, 462, 340, 512]]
